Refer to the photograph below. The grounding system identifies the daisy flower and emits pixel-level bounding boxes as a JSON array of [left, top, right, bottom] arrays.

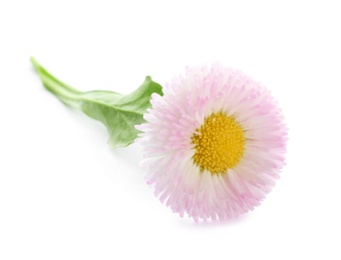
[[31, 57, 287, 222], [137, 64, 287, 222]]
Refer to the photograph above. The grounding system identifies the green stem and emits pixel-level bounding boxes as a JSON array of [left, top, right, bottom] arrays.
[[30, 57, 81, 107], [31, 57, 164, 148]]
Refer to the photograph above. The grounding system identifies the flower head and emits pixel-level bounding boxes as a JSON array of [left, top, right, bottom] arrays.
[[137, 64, 287, 222]]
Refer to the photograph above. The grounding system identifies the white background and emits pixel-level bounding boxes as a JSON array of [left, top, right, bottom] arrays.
[[1, 0, 340, 259]]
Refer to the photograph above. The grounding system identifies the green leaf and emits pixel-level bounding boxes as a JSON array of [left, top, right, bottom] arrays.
[[30, 57, 163, 148]]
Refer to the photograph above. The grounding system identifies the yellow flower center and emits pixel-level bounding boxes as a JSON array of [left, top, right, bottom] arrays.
[[191, 112, 245, 175]]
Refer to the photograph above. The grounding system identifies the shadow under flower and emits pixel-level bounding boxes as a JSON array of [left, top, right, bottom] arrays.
[[177, 212, 252, 228]]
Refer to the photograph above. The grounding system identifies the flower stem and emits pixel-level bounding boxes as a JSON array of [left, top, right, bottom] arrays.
[[30, 57, 164, 148], [30, 57, 81, 107]]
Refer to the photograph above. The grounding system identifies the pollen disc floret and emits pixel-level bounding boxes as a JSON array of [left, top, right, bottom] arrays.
[[137, 64, 287, 222], [192, 112, 245, 174]]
